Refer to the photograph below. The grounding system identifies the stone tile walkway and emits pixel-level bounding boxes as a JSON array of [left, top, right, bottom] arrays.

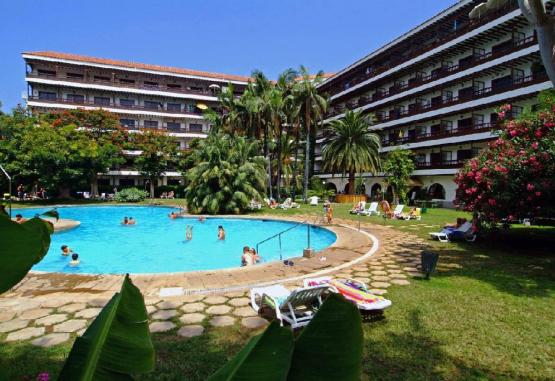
[[0, 217, 431, 347]]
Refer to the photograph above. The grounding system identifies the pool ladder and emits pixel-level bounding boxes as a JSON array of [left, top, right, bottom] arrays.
[[255, 220, 311, 261]]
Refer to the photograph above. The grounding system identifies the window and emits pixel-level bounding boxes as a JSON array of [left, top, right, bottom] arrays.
[[167, 84, 182, 90], [94, 97, 110, 106], [442, 91, 453, 103], [512, 68, 525, 83], [189, 86, 203, 91], [66, 72, 84, 79], [144, 81, 158, 88], [38, 91, 56, 100], [120, 119, 136, 128], [189, 123, 203, 132], [37, 69, 56, 77], [414, 153, 426, 164], [185, 104, 196, 113], [67, 94, 84, 103], [473, 114, 484, 126], [167, 103, 181, 112], [144, 120, 159, 128], [120, 98, 135, 107], [511, 106, 523, 118], [119, 78, 135, 84], [441, 151, 452, 162], [94, 75, 110, 82], [144, 101, 159, 110], [167, 122, 181, 131]]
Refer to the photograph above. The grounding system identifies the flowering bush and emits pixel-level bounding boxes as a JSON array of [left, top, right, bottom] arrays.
[[455, 92, 555, 224]]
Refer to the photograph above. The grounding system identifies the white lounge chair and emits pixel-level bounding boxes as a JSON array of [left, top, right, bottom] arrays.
[[392, 204, 405, 218], [359, 202, 380, 216], [250, 284, 329, 329], [249, 199, 262, 210], [303, 277, 392, 312], [430, 221, 476, 242], [308, 196, 319, 206], [349, 201, 366, 214], [279, 198, 300, 209]]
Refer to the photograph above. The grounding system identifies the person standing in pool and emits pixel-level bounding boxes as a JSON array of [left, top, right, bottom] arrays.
[[218, 225, 225, 240], [61, 245, 73, 256], [128, 217, 136, 225], [122, 217, 129, 225]]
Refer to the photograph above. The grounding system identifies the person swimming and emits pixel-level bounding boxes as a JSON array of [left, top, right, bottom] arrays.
[[198, 216, 206, 223], [218, 225, 225, 240], [241, 246, 250, 266], [128, 217, 136, 225], [69, 253, 80, 266], [186, 225, 193, 240], [122, 216, 129, 225], [169, 212, 177, 219], [61, 245, 73, 256]]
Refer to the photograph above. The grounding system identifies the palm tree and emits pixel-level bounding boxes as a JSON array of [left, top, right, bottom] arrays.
[[295, 66, 328, 200], [322, 110, 381, 194]]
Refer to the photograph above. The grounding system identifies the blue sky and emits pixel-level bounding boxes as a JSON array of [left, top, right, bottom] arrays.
[[0, 0, 454, 111]]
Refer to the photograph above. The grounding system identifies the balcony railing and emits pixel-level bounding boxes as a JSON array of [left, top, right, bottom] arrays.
[[374, 73, 547, 124], [328, 35, 538, 116], [381, 122, 494, 146], [119, 124, 207, 134], [326, 1, 520, 96], [28, 96, 205, 115], [27, 72, 220, 98], [415, 159, 463, 169]]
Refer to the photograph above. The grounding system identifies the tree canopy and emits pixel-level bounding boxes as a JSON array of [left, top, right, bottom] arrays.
[[382, 149, 415, 205]]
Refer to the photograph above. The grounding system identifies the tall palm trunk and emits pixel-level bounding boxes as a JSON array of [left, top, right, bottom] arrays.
[[348, 171, 356, 195], [264, 123, 272, 199], [90, 172, 99, 197], [291, 118, 300, 199], [150, 179, 155, 199], [303, 99, 311, 201], [276, 117, 283, 202]]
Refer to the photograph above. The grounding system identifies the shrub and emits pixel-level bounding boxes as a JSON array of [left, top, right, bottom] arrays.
[[455, 92, 555, 225], [114, 187, 148, 202]]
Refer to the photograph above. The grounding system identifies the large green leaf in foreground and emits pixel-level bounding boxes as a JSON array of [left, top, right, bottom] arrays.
[[288, 293, 363, 381], [209, 321, 294, 381], [58, 275, 155, 381], [0, 215, 52, 293], [208, 293, 363, 381]]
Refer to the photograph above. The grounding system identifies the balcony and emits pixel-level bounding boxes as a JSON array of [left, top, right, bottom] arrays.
[[326, 1, 520, 96], [328, 35, 538, 116], [381, 122, 494, 147], [28, 96, 204, 116], [374, 72, 548, 124], [27, 72, 219, 98], [415, 159, 463, 169]]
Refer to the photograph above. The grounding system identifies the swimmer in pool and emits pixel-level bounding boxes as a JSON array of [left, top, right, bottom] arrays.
[[218, 225, 225, 240], [61, 245, 73, 256], [69, 253, 80, 266], [128, 217, 136, 225]]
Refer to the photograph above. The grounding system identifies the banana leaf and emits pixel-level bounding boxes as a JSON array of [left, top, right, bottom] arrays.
[[58, 275, 155, 381], [208, 321, 294, 381], [41, 208, 60, 221], [0, 216, 52, 293], [288, 293, 363, 381]]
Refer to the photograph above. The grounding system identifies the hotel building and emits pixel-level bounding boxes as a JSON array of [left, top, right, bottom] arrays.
[[317, 0, 553, 206], [22, 51, 250, 188]]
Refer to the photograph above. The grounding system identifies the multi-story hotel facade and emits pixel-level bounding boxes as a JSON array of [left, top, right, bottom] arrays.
[[23, 51, 249, 189], [316, 0, 553, 206]]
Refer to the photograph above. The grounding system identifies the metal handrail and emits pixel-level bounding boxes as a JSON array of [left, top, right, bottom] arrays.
[[255, 220, 308, 260]]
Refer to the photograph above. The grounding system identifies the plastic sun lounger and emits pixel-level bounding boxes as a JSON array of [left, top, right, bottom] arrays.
[[250, 284, 329, 329], [304, 277, 392, 311], [359, 202, 380, 216], [349, 201, 366, 214], [392, 204, 405, 218], [430, 221, 476, 242]]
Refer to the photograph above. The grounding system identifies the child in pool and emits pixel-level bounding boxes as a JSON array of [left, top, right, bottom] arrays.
[[218, 225, 226, 240], [61, 245, 73, 256], [69, 253, 80, 266]]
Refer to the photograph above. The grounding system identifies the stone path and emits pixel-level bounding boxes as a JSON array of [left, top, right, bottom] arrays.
[[0, 218, 430, 346]]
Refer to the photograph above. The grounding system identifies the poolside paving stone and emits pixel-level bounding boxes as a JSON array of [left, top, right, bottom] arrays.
[[368, 289, 387, 295], [203, 296, 228, 305], [371, 270, 388, 276], [209, 315, 235, 327], [390, 279, 411, 286], [53, 319, 87, 333], [206, 305, 232, 315], [179, 313, 205, 324], [151, 309, 178, 320], [177, 325, 205, 338], [149, 321, 176, 333], [353, 278, 371, 284], [146, 305, 157, 314], [181, 303, 206, 313], [75, 308, 102, 319], [35, 314, 68, 326], [59, 303, 87, 313], [157, 300, 183, 310], [372, 276, 391, 282], [371, 282, 391, 288], [0, 311, 15, 323], [10, 300, 41, 312], [228, 298, 250, 307], [31, 333, 70, 347], [389, 273, 408, 279], [0, 319, 28, 333], [88, 298, 110, 307], [180, 295, 205, 303], [233, 307, 257, 317], [5, 327, 44, 342], [40, 299, 71, 308], [241, 317, 268, 329]]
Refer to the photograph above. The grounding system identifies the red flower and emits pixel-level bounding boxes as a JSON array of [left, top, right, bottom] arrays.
[[527, 183, 535, 191]]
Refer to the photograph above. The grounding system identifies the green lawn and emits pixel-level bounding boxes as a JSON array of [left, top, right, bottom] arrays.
[[1, 201, 554, 380]]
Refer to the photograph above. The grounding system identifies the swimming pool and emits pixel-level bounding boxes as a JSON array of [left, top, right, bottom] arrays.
[[15, 206, 336, 275]]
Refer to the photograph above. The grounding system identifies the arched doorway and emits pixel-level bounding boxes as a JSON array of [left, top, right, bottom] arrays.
[[325, 182, 337, 193], [370, 183, 382, 200], [428, 183, 446, 199], [385, 185, 394, 203], [343, 183, 350, 194]]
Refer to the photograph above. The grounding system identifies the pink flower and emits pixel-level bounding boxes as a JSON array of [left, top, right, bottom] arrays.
[[532, 142, 539, 150], [535, 191, 542, 197], [37, 373, 50, 381], [488, 198, 496, 206], [509, 129, 518, 137], [535, 130, 543, 138], [527, 183, 535, 191], [498, 111, 506, 119]]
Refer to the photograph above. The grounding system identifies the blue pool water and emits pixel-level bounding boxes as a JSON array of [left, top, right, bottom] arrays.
[[15, 206, 336, 274]]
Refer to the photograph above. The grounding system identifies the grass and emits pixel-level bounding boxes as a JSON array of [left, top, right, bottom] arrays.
[[1, 201, 554, 380]]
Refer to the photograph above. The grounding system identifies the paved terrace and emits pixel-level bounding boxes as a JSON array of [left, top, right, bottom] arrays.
[[0, 216, 433, 346]]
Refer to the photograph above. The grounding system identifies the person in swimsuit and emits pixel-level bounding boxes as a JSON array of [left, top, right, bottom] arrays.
[[218, 225, 226, 240]]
